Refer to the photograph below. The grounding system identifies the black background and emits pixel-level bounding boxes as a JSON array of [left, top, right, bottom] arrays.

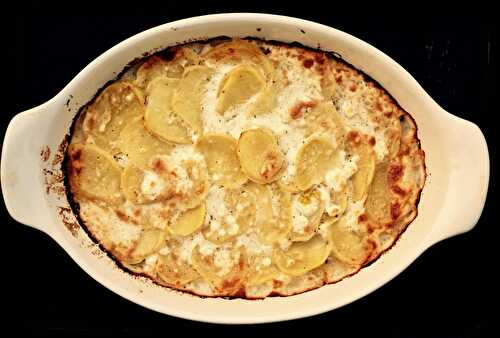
[[3, 6, 496, 338]]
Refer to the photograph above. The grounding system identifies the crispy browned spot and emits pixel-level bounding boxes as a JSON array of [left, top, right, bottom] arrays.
[[388, 164, 404, 184], [115, 209, 129, 222], [369, 137, 376, 146], [375, 101, 383, 111], [222, 277, 241, 291], [314, 54, 325, 65], [152, 158, 167, 174], [349, 84, 357, 92], [71, 148, 82, 161], [303, 59, 314, 68], [391, 185, 407, 197], [141, 55, 164, 70], [391, 202, 401, 220], [347, 130, 361, 144], [358, 214, 368, 223], [289, 101, 317, 119], [273, 280, 284, 288]]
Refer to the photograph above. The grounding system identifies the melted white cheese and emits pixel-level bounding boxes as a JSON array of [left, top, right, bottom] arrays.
[[236, 231, 272, 255], [318, 185, 341, 217], [291, 195, 319, 234], [141, 171, 166, 200], [342, 200, 366, 232], [214, 248, 237, 277], [324, 151, 359, 192]]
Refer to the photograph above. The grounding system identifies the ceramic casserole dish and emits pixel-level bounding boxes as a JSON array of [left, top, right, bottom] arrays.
[[1, 13, 489, 324]]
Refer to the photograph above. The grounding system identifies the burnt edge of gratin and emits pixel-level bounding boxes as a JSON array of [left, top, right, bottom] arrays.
[[61, 35, 427, 299]]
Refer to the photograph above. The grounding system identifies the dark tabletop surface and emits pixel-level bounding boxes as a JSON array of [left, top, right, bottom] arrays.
[[3, 8, 496, 338]]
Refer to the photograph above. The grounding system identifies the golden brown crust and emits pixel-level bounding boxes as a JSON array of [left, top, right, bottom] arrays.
[[65, 37, 425, 299]]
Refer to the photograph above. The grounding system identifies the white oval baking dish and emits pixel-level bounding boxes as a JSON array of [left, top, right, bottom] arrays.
[[1, 14, 489, 324]]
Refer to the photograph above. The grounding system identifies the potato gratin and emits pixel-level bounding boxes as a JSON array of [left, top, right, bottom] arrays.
[[66, 38, 425, 298]]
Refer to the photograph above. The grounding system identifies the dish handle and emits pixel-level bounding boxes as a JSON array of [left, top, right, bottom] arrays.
[[426, 114, 489, 246], [1, 104, 53, 233]]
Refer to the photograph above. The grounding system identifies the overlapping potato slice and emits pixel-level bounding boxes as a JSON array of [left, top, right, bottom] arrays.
[[163, 47, 202, 79], [349, 137, 376, 202], [253, 184, 292, 244], [179, 157, 210, 209], [117, 117, 172, 168], [121, 152, 208, 207], [248, 84, 278, 116], [290, 188, 325, 242], [82, 82, 145, 154], [168, 204, 206, 236], [135, 56, 169, 88], [127, 229, 165, 264], [171, 65, 214, 133], [237, 128, 284, 184], [322, 185, 349, 222], [295, 137, 339, 191], [304, 102, 347, 146], [196, 134, 247, 188], [203, 39, 273, 74], [329, 218, 371, 266], [157, 251, 200, 287], [274, 235, 331, 276], [68, 144, 123, 204], [191, 247, 247, 293], [121, 164, 147, 203], [203, 186, 256, 244], [216, 64, 266, 114], [145, 77, 192, 144], [364, 162, 393, 225], [246, 256, 280, 286]]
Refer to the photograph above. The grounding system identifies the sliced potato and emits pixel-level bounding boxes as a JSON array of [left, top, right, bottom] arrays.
[[295, 137, 339, 191], [168, 204, 206, 236], [145, 77, 192, 144], [121, 164, 173, 204], [172, 65, 214, 133], [248, 84, 277, 116], [237, 128, 284, 184], [364, 162, 392, 224], [349, 141, 376, 202], [117, 117, 172, 168], [246, 257, 280, 286], [179, 158, 210, 209], [255, 184, 292, 244], [329, 218, 371, 266], [323, 185, 349, 222], [290, 188, 325, 242], [304, 102, 346, 146], [127, 229, 165, 264], [203, 39, 272, 75], [191, 246, 247, 293], [135, 55, 169, 88], [274, 235, 331, 276], [216, 64, 266, 114], [157, 252, 200, 287], [196, 133, 247, 188], [68, 144, 123, 204], [83, 82, 144, 154], [203, 186, 256, 244], [121, 164, 147, 204]]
